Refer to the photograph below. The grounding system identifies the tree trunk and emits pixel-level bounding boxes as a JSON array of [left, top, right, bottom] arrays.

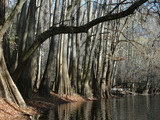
[[63, 34, 72, 95], [82, 0, 93, 99], [76, 0, 83, 94], [94, 25, 104, 98], [9, 2, 27, 73], [0, 45, 26, 108], [57, 35, 64, 96], [0, 0, 27, 108], [70, 34, 77, 93], [34, 47, 42, 90], [16, 0, 36, 98], [56, 0, 75, 96], [39, 0, 60, 97], [33, 0, 43, 90]]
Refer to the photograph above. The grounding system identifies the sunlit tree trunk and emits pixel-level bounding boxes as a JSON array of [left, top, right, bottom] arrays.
[[76, 0, 83, 94], [39, 0, 59, 97], [34, 47, 42, 90], [55, 0, 63, 95], [70, 34, 78, 93], [62, 0, 72, 95], [33, 0, 43, 90], [82, 0, 93, 99], [57, 0, 77, 96], [57, 35, 64, 96]]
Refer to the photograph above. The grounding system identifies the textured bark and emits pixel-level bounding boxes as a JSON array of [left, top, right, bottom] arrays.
[[53, 0, 61, 92], [82, 0, 93, 98], [76, 0, 83, 94], [9, 2, 27, 73], [2, 1, 10, 67], [39, 0, 60, 97], [105, 60, 113, 98], [33, 0, 43, 90], [57, 35, 63, 96], [94, 23, 105, 98], [34, 48, 41, 90], [70, 34, 77, 93], [0, 44, 11, 100], [0, 0, 27, 108], [62, 34, 72, 95], [56, 0, 82, 96], [58, 0, 73, 96], [16, 0, 36, 98], [0, 47, 26, 108]]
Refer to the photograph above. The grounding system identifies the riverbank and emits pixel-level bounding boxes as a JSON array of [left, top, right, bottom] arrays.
[[0, 98, 37, 120], [0, 92, 86, 120], [1, 91, 159, 119]]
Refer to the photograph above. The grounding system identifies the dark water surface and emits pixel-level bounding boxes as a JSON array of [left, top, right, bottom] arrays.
[[39, 95, 160, 120]]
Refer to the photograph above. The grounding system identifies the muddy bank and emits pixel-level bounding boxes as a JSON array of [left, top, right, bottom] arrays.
[[0, 92, 86, 120]]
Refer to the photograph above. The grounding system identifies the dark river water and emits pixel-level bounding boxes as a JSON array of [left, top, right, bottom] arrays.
[[39, 95, 160, 120]]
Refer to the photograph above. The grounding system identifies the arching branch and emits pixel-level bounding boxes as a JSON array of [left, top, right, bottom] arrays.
[[22, 0, 148, 62]]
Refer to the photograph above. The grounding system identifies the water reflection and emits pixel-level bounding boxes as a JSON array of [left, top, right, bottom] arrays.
[[112, 95, 160, 120], [40, 95, 160, 120]]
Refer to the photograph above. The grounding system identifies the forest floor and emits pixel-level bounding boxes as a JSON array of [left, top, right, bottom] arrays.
[[0, 92, 87, 120]]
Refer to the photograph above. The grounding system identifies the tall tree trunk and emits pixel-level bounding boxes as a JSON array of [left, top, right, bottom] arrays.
[[58, 35, 64, 96], [94, 25, 104, 98], [62, 34, 72, 95], [9, 2, 27, 73], [39, 0, 60, 97], [0, 0, 27, 108], [70, 34, 77, 93], [1, 0, 10, 67], [33, 0, 43, 90], [82, 0, 93, 99], [56, 0, 76, 96], [76, 0, 83, 94], [34, 47, 42, 90], [0, 45, 26, 108], [16, 0, 36, 98]]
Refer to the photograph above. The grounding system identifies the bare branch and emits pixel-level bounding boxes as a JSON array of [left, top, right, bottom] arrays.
[[22, 0, 148, 62]]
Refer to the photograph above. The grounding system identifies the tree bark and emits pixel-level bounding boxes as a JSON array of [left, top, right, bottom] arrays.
[[39, 0, 60, 97], [0, 0, 27, 108], [9, 2, 27, 73], [16, 0, 36, 99]]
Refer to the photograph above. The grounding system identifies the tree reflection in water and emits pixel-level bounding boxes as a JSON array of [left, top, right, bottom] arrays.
[[40, 99, 112, 120], [40, 96, 160, 120]]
